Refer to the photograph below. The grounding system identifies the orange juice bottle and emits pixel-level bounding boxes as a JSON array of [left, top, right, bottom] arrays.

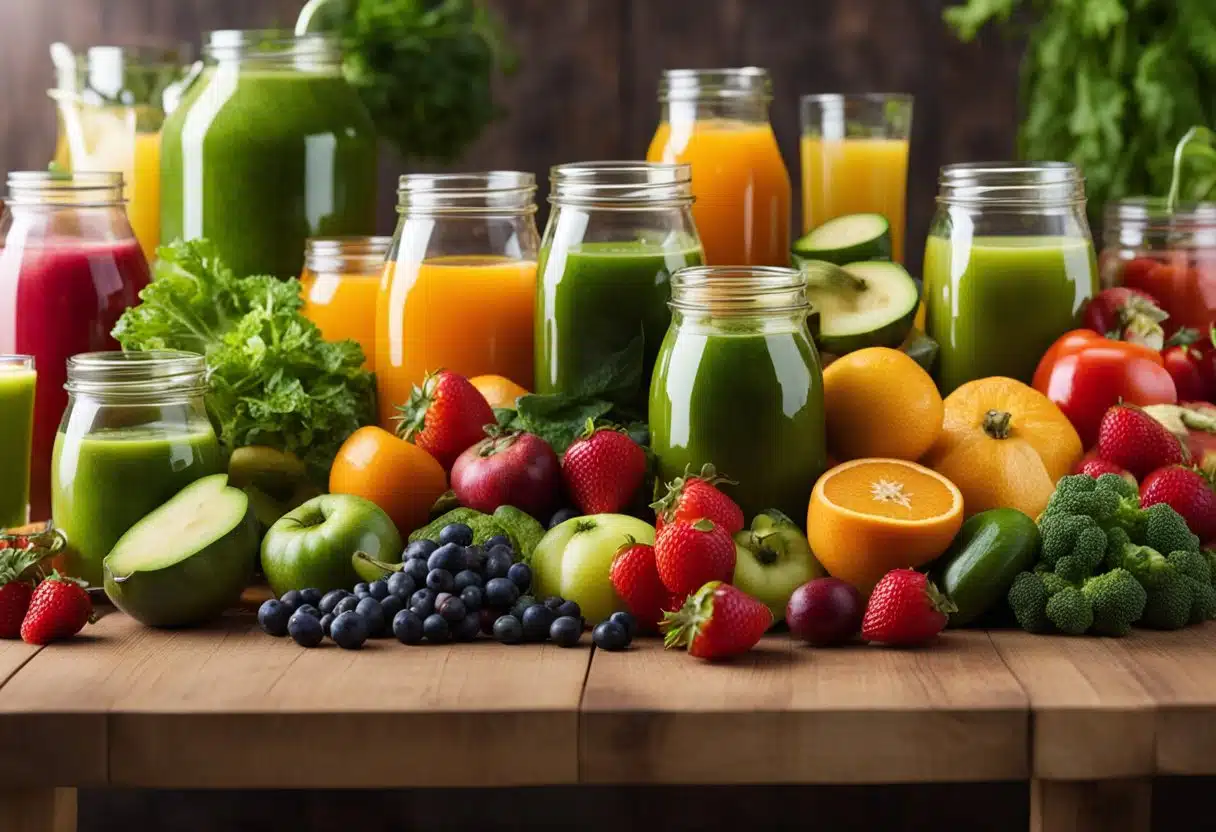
[[300, 236, 390, 371], [647, 68, 791, 267], [376, 173, 539, 427]]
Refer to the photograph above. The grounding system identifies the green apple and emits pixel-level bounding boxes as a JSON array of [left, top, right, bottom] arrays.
[[531, 514, 656, 625], [732, 510, 825, 622], [261, 493, 402, 595]]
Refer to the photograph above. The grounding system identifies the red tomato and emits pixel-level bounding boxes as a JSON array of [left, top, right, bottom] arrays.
[[1162, 345, 1213, 402]]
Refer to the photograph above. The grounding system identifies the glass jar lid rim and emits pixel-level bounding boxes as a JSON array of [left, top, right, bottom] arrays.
[[66, 350, 207, 394], [549, 161, 693, 205], [7, 170, 123, 190], [670, 265, 809, 314], [206, 28, 337, 46], [660, 66, 772, 99], [397, 171, 536, 194], [68, 350, 205, 370], [305, 235, 394, 252], [800, 91, 913, 104], [1107, 196, 1216, 218]]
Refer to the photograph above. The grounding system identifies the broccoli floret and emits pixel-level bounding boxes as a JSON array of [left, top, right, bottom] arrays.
[[1046, 586, 1094, 635], [1203, 548, 1216, 581], [1186, 577, 1216, 623], [1081, 568, 1147, 636], [1104, 526, 1133, 572], [1144, 502, 1200, 556], [1039, 514, 1107, 572], [1008, 572, 1051, 633], [1095, 472, 1140, 503], [1140, 568, 1194, 630], [1041, 475, 1120, 522], [1117, 543, 1174, 590], [1167, 549, 1212, 584], [1040, 570, 1075, 597]]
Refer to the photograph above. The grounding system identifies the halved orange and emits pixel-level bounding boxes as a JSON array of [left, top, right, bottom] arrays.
[[469, 374, 530, 409], [807, 458, 964, 594]]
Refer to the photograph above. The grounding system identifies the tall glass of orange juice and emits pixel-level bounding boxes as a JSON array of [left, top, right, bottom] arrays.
[[800, 93, 914, 262], [376, 173, 539, 427], [647, 68, 791, 267], [300, 236, 390, 371]]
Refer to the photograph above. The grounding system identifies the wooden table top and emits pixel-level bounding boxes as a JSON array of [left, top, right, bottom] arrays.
[[1, 607, 1214, 790]]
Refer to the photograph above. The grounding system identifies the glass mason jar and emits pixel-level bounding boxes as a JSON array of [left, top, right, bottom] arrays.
[[1100, 198, 1216, 337], [649, 266, 826, 522], [300, 236, 391, 372], [0, 356, 37, 530], [923, 162, 1098, 394], [0, 171, 151, 523], [160, 29, 378, 279], [49, 41, 193, 263], [536, 162, 704, 414], [377, 172, 539, 427], [647, 68, 791, 267], [52, 351, 223, 587]]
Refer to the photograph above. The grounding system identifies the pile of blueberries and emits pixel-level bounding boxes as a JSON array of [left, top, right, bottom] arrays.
[[257, 522, 636, 652]]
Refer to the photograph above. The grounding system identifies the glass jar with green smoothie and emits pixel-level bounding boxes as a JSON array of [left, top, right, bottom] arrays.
[[923, 162, 1098, 394], [52, 351, 222, 587], [649, 266, 827, 522], [535, 162, 704, 414], [160, 29, 378, 279]]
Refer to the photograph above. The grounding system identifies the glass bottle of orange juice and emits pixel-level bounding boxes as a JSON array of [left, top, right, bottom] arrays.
[[300, 236, 390, 371], [376, 172, 539, 428], [647, 67, 791, 267]]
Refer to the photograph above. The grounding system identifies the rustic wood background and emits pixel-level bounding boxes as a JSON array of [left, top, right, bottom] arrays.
[[0, 0, 1023, 276]]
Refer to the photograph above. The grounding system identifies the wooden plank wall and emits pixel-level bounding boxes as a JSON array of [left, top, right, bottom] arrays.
[[0, 0, 1022, 275]]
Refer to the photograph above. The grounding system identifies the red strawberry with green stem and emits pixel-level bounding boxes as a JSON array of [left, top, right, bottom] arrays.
[[660, 581, 773, 659], [562, 421, 648, 515], [651, 464, 744, 536], [0, 545, 49, 640], [609, 537, 667, 632], [1139, 465, 1216, 542], [1097, 403, 1188, 479], [861, 569, 955, 646], [20, 570, 93, 645], [654, 517, 737, 596], [1072, 453, 1137, 487], [395, 369, 496, 470]]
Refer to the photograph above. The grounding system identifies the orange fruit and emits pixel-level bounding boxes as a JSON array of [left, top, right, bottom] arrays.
[[807, 458, 964, 594], [470, 374, 530, 409], [822, 347, 943, 461], [330, 426, 448, 537]]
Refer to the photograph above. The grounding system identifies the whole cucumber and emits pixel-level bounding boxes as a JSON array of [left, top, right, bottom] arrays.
[[930, 508, 1040, 628]]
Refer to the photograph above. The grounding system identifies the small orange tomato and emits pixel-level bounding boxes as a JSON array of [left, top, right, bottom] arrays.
[[469, 374, 529, 409], [330, 426, 448, 538]]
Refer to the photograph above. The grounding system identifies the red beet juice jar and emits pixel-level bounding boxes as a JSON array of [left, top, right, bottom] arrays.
[[0, 171, 151, 522]]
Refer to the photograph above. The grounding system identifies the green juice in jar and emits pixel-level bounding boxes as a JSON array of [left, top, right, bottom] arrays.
[[0, 366, 36, 528]]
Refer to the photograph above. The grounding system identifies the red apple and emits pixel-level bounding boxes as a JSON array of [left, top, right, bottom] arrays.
[[450, 430, 561, 518]]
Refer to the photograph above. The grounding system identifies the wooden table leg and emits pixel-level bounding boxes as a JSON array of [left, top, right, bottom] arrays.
[[1031, 778, 1150, 832], [0, 788, 77, 832]]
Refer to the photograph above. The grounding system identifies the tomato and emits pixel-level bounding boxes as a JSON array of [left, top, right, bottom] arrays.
[[330, 426, 449, 537], [1033, 330, 1177, 447], [1162, 345, 1213, 402]]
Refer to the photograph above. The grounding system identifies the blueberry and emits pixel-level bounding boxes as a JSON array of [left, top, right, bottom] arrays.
[[404, 539, 438, 560], [438, 522, 474, 547], [387, 571, 416, 600], [484, 534, 511, 550], [319, 613, 335, 637], [483, 546, 513, 579], [392, 609, 424, 645], [479, 608, 498, 635], [299, 588, 323, 607], [521, 604, 554, 642], [455, 612, 482, 641], [379, 594, 404, 625], [403, 557, 430, 584], [410, 588, 437, 618], [279, 589, 303, 612], [423, 613, 451, 643], [462, 545, 486, 572], [543, 596, 564, 611], [368, 579, 391, 601], [556, 600, 582, 621], [548, 507, 580, 529], [460, 585, 483, 612], [485, 577, 520, 608], [510, 595, 536, 620], [319, 589, 349, 615], [257, 599, 291, 636], [288, 611, 324, 647], [331, 611, 369, 649], [593, 620, 629, 651], [434, 591, 454, 608], [355, 597, 385, 637], [438, 595, 467, 623], [493, 614, 524, 644], [454, 569, 484, 592], [507, 562, 532, 592], [428, 542, 466, 574], [427, 568, 455, 593], [549, 616, 582, 647], [353, 582, 371, 599], [609, 611, 637, 642], [334, 595, 360, 616]]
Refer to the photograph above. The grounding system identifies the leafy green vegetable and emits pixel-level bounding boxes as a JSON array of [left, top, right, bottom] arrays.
[[112, 239, 376, 481], [943, 0, 1216, 218]]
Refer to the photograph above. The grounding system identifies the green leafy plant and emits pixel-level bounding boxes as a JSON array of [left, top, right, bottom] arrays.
[[943, 0, 1216, 218]]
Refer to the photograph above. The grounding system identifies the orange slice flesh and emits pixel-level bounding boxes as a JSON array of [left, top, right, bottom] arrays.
[[820, 460, 960, 522]]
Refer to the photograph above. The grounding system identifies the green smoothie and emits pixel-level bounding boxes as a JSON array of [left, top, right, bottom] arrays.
[[923, 234, 1097, 394], [535, 239, 703, 411], [649, 323, 827, 523], [0, 367, 36, 528], [160, 65, 378, 278], [52, 424, 223, 587]]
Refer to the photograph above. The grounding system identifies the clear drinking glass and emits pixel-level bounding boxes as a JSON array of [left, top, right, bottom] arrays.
[[799, 93, 914, 262], [0, 356, 36, 529]]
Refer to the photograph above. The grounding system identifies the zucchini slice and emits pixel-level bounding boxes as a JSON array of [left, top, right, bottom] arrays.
[[793, 213, 891, 265], [802, 260, 919, 355]]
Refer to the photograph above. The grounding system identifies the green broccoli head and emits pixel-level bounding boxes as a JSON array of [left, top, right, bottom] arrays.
[[1096, 473, 1140, 503], [1118, 543, 1174, 590], [1008, 572, 1051, 633], [1042, 475, 1120, 522], [1039, 514, 1107, 572], [1045, 586, 1094, 635], [1203, 548, 1216, 582], [1104, 526, 1133, 572], [1168, 549, 1212, 584], [1140, 568, 1194, 630], [1185, 577, 1216, 624], [1144, 502, 1200, 556], [1040, 570, 1075, 597], [1081, 568, 1147, 636]]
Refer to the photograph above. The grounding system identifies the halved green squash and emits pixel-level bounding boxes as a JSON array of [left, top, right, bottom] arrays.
[[793, 213, 891, 265], [802, 260, 920, 355]]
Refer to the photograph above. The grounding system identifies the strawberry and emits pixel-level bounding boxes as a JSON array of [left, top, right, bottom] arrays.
[[1072, 452, 1137, 487], [1097, 403, 1188, 479], [562, 422, 648, 514], [0, 544, 52, 639], [654, 517, 737, 596], [20, 570, 92, 645], [861, 569, 956, 646], [609, 537, 667, 632], [395, 369, 495, 470], [1139, 465, 1216, 542], [660, 581, 772, 659], [650, 463, 744, 536]]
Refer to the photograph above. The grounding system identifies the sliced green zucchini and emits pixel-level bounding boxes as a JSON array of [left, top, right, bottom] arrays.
[[792, 213, 891, 265], [802, 260, 919, 355]]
